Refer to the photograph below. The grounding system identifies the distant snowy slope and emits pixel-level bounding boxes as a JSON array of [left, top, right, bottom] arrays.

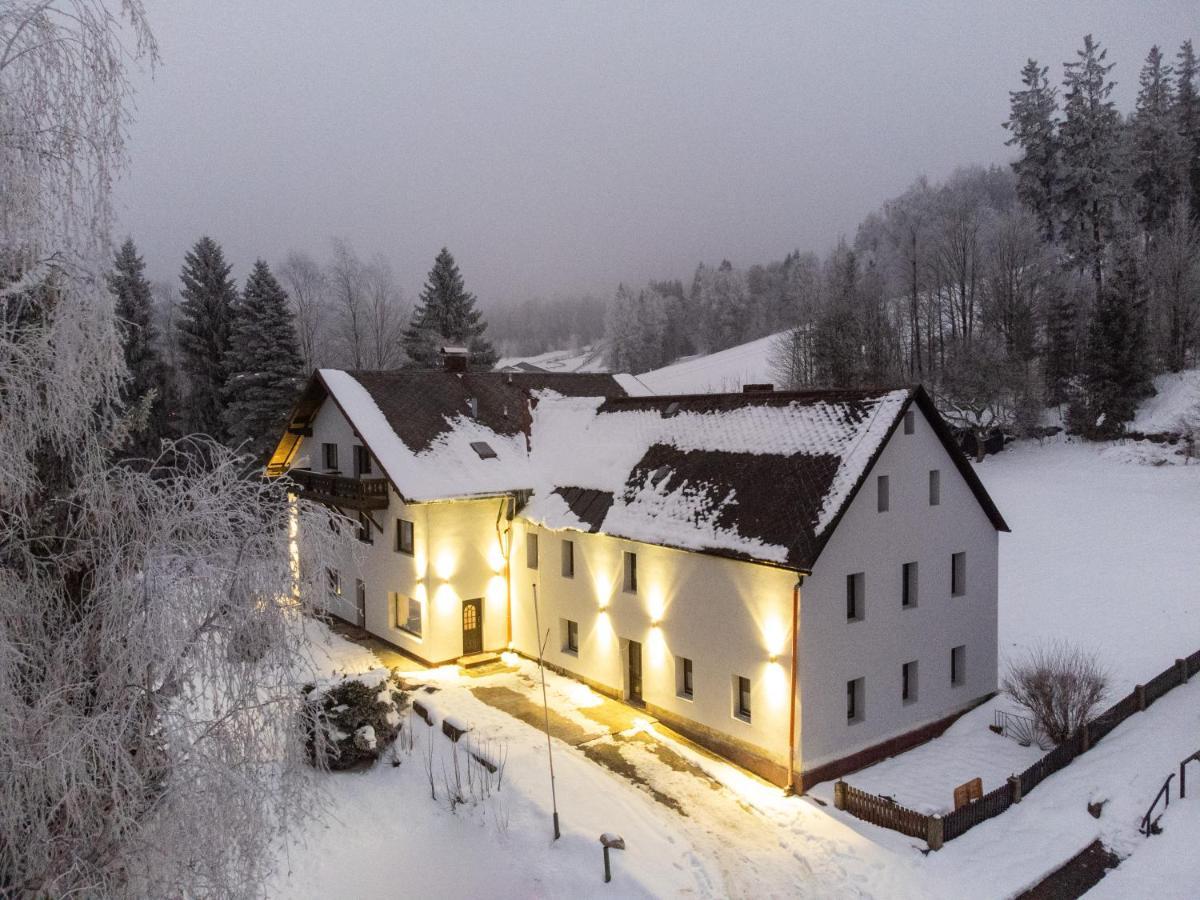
[[496, 344, 609, 373], [637, 330, 784, 395], [1131, 368, 1200, 432]]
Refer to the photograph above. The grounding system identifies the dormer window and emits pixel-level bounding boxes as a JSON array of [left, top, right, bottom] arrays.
[[470, 441, 497, 460]]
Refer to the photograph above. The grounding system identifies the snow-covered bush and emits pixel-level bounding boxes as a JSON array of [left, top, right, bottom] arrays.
[[1002, 642, 1109, 744], [303, 672, 408, 770]]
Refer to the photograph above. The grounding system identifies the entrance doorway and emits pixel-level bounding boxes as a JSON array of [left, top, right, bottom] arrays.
[[462, 598, 483, 656], [627, 639, 643, 704]]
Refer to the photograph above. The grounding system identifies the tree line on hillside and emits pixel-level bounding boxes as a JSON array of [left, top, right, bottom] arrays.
[[119, 238, 496, 460], [605, 36, 1200, 441]]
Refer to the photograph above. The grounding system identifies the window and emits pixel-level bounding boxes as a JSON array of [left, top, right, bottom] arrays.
[[526, 533, 539, 569], [902, 561, 918, 608], [623, 551, 637, 593], [322, 443, 339, 471], [877, 475, 890, 513], [327, 567, 341, 596], [395, 593, 422, 637], [847, 677, 864, 724], [357, 511, 373, 544], [677, 656, 694, 699], [929, 469, 941, 506], [563, 619, 579, 654], [951, 552, 966, 596], [353, 444, 372, 475], [902, 660, 918, 704], [395, 519, 414, 555], [904, 409, 915, 434], [470, 440, 497, 460], [846, 572, 865, 622], [734, 675, 751, 721], [951, 645, 966, 686], [561, 539, 575, 578]]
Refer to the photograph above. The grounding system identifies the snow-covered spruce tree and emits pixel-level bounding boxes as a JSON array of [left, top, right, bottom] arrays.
[[223, 259, 306, 461], [1176, 41, 1200, 222], [0, 3, 344, 895], [1058, 35, 1122, 289], [1005, 58, 1061, 242], [109, 237, 176, 456], [402, 247, 498, 369], [1131, 46, 1187, 235], [178, 235, 237, 439]]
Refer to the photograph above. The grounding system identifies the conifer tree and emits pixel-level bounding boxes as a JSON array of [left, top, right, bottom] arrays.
[[178, 236, 237, 437], [1176, 40, 1200, 221], [108, 237, 174, 454], [1005, 59, 1061, 241], [1059, 35, 1121, 288], [402, 248, 497, 369], [1080, 240, 1151, 434], [223, 260, 305, 460], [1132, 46, 1186, 233]]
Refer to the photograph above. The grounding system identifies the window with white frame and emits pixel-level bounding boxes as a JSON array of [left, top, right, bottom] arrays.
[[321, 443, 339, 471], [902, 561, 918, 608], [951, 645, 966, 686], [929, 469, 941, 506], [902, 660, 918, 704], [877, 474, 890, 512], [951, 552, 966, 596], [562, 618, 579, 654], [677, 656, 694, 699], [623, 551, 637, 593], [846, 572, 865, 622], [527, 533, 539, 569], [562, 539, 575, 578], [733, 675, 751, 721], [395, 518, 414, 554], [847, 677, 865, 724], [395, 593, 422, 637]]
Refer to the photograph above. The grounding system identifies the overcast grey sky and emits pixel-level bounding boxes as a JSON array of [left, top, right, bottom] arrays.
[[117, 1, 1196, 304]]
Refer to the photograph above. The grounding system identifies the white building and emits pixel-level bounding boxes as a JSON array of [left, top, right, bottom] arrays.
[[268, 353, 1008, 790]]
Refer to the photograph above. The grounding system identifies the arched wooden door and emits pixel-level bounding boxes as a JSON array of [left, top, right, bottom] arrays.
[[461, 598, 483, 656]]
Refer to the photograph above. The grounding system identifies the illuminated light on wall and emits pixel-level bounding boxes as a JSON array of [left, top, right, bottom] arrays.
[[764, 660, 788, 704], [485, 574, 507, 605], [594, 574, 613, 610], [434, 583, 457, 616], [647, 624, 667, 667], [487, 540, 505, 574], [434, 550, 456, 581], [595, 609, 614, 640], [646, 587, 666, 625], [414, 582, 428, 605], [287, 494, 300, 595], [761, 614, 788, 658]]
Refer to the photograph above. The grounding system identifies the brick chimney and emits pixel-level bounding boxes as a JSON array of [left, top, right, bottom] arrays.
[[440, 346, 469, 373]]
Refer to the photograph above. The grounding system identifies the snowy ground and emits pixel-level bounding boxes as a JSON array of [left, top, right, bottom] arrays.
[[637, 331, 784, 395], [496, 344, 610, 374], [275, 432, 1200, 899]]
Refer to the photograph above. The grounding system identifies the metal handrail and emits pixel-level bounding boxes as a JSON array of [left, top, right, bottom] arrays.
[[1181, 751, 1200, 799], [1141, 773, 1174, 836]]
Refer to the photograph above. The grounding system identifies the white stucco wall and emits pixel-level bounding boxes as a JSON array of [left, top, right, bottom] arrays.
[[509, 524, 799, 770], [294, 392, 1001, 780], [299, 398, 511, 664], [796, 407, 1000, 770]]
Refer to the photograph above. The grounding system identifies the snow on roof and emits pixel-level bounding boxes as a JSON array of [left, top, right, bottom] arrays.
[[523, 389, 913, 569], [311, 369, 629, 502], [277, 371, 1000, 570]]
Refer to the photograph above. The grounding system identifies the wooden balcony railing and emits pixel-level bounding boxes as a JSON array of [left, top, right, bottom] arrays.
[[286, 469, 390, 510]]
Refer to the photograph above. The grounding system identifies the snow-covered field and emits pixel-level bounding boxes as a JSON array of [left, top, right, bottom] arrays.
[[497, 344, 610, 374], [637, 331, 784, 395], [277, 422, 1200, 898]]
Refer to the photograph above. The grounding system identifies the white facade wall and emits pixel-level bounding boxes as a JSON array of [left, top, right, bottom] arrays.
[[797, 409, 999, 770], [509, 524, 798, 773], [295, 394, 1000, 782], [302, 399, 510, 664]]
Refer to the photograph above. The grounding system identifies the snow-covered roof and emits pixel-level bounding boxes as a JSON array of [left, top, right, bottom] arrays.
[[524, 388, 917, 569], [270, 373, 1007, 570]]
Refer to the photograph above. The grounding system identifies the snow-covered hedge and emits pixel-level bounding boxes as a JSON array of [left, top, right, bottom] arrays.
[[301, 670, 408, 770]]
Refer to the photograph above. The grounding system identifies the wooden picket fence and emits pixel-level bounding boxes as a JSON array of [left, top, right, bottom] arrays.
[[835, 648, 1200, 849]]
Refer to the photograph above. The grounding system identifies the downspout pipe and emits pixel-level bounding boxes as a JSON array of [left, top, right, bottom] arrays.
[[785, 574, 805, 796]]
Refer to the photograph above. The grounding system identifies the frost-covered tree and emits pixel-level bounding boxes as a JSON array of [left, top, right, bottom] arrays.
[[0, 4, 341, 895], [402, 247, 497, 369], [1131, 46, 1187, 234], [178, 235, 237, 438], [1005, 59, 1061, 242], [109, 237, 175, 455], [279, 249, 330, 370], [1148, 201, 1200, 371], [1059, 35, 1121, 287], [223, 260, 305, 460], [1176, 41, 1200, 221]]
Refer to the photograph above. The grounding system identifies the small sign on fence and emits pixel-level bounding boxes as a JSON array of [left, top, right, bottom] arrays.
[[953, 777, 983, 810]]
